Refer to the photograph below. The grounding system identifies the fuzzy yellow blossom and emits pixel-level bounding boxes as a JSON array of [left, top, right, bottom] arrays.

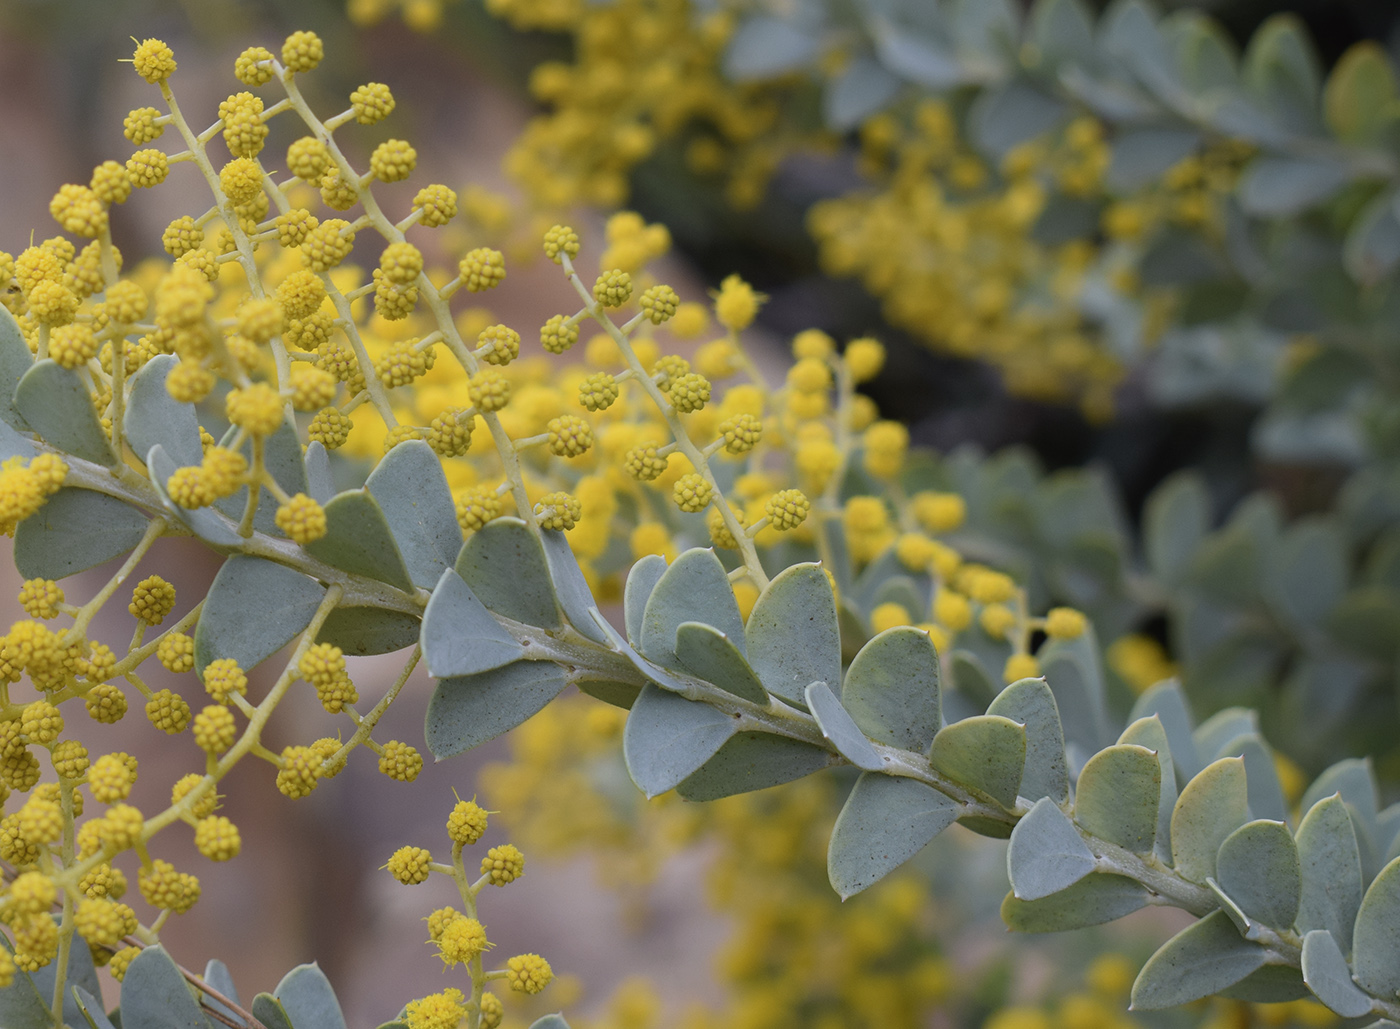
[[713, 274, 763, 331]]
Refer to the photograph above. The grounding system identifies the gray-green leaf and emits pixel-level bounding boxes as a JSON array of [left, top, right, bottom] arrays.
[[1216, 820, 1301, 929], [1172, 757, 1249, 884], [13, 488, 150, 581], [1352, 856, 1400, 998], [928, 715, 1025, 809], [623, 683, 738, 798], [538, 528, 609, 645], [0, 304, 33, 431], [120, 944, 213, 1028], [422, 569, 524, 678], [1130, 910, 1269, 1010], [677, 732, 836, 801], [842, 627, 941, 753], [828, 772, 961, 899], [1001, 873, 1149, 933], [674, 622, 768, 704], [456, 518, 560, 629], [806, 680, 882, 771], [365, 440, 462, 590], [1296, 794, 1364, 951], [1008, 796, 1097, 901], [194, 556, 327, 677], [425, 661, 568, 759], [624, 554, 667, 645], [641, 548, 744, 668], [746, 562, 841, 707], [1301, 929, 1374, 1017], [274, 963, 347, 1029], [303, 490, 414, 592], [14, 359, 117, 466], [1075, 744, 1161, 853], [124, 354, 202, 468], [988, 677, 1069, 804], [1130, 679, 1203, 786], [1118, 716, 1177, 860], [318, 607, 420, 656]]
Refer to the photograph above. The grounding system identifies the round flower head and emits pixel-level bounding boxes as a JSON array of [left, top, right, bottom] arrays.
[[533, 492, 581, 531], [132, 38, 177, 83], [124, 147, 169, 189], [378, 740, 422, 782], [540, 314, 579, 354], [412, 184, 457, 227], [672, 473, 713, 513], [281, 30, 324, 74], [234, 46, 276, 86], [386, 845, 434, 884], [276, 494, 327, 545], [480, 843, 524, 886], [437, 916, 491, 966], [447, 798, 488, 845], [351, 81, 395, 124], [593, 269, 632, 308], [459, 248, 506, 292], [370, 139, 417, 182], [543, 224, 580, 264], [546, 415, 594, 458], [194, 815, 241, 861], [505, 953, 553, 994]]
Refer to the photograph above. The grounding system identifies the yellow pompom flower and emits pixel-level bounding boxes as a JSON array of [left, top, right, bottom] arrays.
[[437, 916, 491, 966], [1004, 653, 1041, 682], [979, 603, 1017, 640], [194, 815, 241, 861], [459, 247, 506, 292], [225, 382, 284, 437], [276, 494, 327, 545], [844, 337, 886, 383], [131, 38, 177, 84], [385, 845, 434, 885], [1044, 607, 1087, 639], [350, 81, 395, 124], [713, 273, 763, 331], [593, 269, 633, 308], [378, 740, 423, 782], [913, 491, 967, 533], [447, 798, 489, 845], [480, 843, 525, 885], [534, 491, 581, 531], [370, 139, 417, 182], [505, 953, 553, 994], [281, 30, 324, 74]]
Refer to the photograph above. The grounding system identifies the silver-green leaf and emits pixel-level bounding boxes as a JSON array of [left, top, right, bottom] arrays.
[[456, 518, 560, 629], [1008, 796, 1097, 901], [677, 732, 837, 801], [303, 490, 415, 592], [275, 963, 347, 1029], [365, 440, 462, 590], [425, 661, 568, 759], [421, 569, 524, 678], [194, 556, 327, 677], [624, 554, 667, 645], [1351, 856, 1400, 998], [1118, 715, 1177, 860], [1295, 794, 1364, 951], [13, 488, 150, 581], [14, 359, 116, 466], [928, 715, 1025, 809], [987, 677, 1069, 804], [120, 944, 213, 1029], [1216, 819, 1301, 930], [641, 548, 744, 668], [124, 354, 203, 468], [623, 683, 738, 798], [1301, 929, 1374, 1017], [1075, 744, 1161, 853], [828, 772, 962, 899], [805, 680, 882, 771], [1130, 910, 1269, 1010], [842, 627, 941, 753], [1172, 757, 1249, 884], [746, 562, 841, 707], [674, 622, 768, 704], [1001, 873, 1149, 933]]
